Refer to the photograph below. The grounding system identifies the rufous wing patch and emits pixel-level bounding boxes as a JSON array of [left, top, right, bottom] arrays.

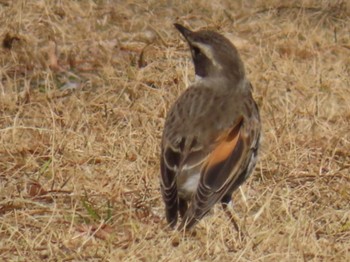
[[205, 118, 243, 169], [201, 118, 245, 191]]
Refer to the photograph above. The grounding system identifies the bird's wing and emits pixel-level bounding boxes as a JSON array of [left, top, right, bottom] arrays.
[[160, 87, 219, 227], [160, 86, 260, 229], [177, 117, 245, 229], [160, 87, 220, 226], [179, 101, 260, 230], [160, 143, 181, 227]]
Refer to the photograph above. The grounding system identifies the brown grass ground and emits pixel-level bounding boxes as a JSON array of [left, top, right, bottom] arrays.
[[1, 0, 349, 261]]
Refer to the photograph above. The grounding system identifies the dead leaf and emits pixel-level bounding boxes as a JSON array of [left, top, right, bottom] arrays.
[[2, 32, 20, 49], [26, 180, 48, 197]]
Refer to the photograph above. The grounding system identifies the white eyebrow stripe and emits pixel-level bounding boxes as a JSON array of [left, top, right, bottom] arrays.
[[192, 42, 222, 70]]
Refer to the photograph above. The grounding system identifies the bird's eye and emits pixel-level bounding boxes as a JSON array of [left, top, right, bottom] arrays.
[[192, 46, 201, 57]]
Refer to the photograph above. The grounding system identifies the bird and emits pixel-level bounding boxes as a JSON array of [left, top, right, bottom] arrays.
[[160, 23, 261, 230]]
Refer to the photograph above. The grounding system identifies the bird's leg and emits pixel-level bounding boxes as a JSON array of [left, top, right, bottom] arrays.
[[221, 197, 245, 241]]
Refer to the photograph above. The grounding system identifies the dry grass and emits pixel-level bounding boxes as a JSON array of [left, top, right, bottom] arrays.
[[1, 0, 349, 261]]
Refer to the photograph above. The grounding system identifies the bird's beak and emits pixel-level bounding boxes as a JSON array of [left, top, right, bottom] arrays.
[[174, 23, 194, 42]]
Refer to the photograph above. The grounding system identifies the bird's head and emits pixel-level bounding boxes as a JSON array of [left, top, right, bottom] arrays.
[[174, 23, 245, 83]]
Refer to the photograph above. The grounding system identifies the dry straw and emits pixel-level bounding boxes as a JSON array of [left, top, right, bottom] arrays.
[[0, 0, 349, 261]]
